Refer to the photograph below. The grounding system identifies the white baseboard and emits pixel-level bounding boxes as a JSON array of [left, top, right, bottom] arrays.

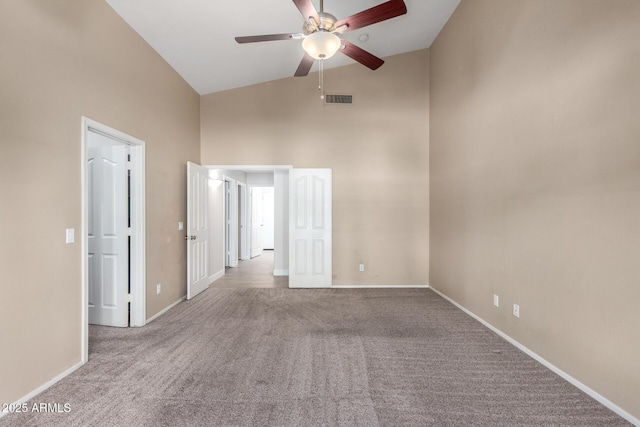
[[331, 284, 430, 289], [273, 269, 289, 276], [0, 360, 84, 419], [208, 269, 225, 283], [428, 286, 640, 427], [145, 296, 186, 324]]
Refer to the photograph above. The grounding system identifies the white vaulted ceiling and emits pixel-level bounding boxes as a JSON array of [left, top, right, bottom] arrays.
[[105, 0, 461, 95]]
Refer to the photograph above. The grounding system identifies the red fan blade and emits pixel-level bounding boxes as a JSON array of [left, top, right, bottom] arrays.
[[339, 40, 384, 70], [235, 34, 298, 43], [334, 0, 407, 33], [294, 53, 315, 77], [292, 0, 319, 22]]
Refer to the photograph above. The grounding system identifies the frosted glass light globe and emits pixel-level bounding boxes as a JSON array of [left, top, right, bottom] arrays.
[[302, 31, 341, 60]]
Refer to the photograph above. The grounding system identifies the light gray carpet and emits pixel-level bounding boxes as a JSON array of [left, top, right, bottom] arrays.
[[1, 288, 630, 426]]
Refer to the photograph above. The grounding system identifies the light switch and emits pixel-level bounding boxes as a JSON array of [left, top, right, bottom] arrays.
[[178, 222, 184, 231], [66, 228, 75, 244]]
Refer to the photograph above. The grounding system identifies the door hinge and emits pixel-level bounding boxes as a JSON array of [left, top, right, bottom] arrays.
[[126, 293, 132, 303], [127, 161, 132, 170], [127, 227, 132, 236]]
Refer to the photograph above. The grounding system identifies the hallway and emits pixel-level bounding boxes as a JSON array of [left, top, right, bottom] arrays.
[[210, 250, 288, 289]]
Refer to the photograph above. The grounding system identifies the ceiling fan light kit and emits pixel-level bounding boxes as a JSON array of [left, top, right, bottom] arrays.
[[235, 0, 408, 82], [302, 31, 341, 60]]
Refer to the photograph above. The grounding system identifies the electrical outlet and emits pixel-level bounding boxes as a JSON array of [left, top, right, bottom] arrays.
[[359, 264, 365, 272], [513, 303, 520, 318], [493, 294, 499, 307], [156, 284, 161, 295]]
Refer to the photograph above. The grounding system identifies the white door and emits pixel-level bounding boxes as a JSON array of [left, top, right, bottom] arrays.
[[225, 180, 231, 266], [223, 179, 239, 268], [289, 168, 332, 288], [250, 187, 264, 258], [238, 183, 249, 261], [187, 162, 209, 299], [262, 188, 275, 250], [88, 136, 129, 327]]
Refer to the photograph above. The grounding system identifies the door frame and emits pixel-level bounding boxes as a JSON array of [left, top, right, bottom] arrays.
[[81, 117, 146, 363]]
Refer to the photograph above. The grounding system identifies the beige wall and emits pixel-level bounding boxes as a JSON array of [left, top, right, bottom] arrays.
[[430, 0, 640, 419], [201, 50, 430, 286], [0, 0, 200, 406]]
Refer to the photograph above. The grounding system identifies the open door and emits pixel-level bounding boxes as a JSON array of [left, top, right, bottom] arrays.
[[187, 162, 209, 299], [250, 187, 264, 258], [289, 168, 332, 288], [87, 136, 129, 327], [262, 188, 275, 250], [238, 182, 249, 261]]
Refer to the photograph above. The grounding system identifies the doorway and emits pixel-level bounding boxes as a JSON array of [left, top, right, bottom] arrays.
[[204, 166, 332, 288], [208, 166, 290, 281], [81, 117, 146, 362], [250, 186, 275, 252]]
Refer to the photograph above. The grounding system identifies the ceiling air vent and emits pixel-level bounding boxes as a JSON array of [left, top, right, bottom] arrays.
[[324, 94, 353, 105]]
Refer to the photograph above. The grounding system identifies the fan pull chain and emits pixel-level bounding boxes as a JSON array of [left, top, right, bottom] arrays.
[[319, 59, 325, 100]]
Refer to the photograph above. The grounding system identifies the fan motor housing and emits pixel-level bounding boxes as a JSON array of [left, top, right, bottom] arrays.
[[304, 12, 337, 35]]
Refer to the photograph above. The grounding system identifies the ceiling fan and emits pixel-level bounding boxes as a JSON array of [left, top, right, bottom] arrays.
[[235, 0, 408, 77]]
